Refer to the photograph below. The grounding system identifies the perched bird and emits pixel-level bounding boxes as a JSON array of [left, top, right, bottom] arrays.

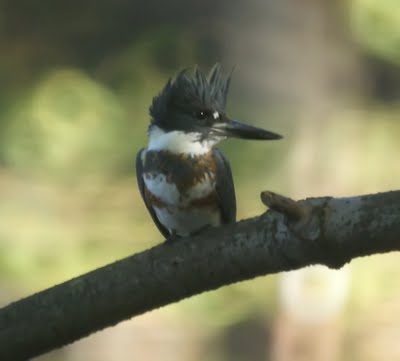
[[136, 64, 282, 240]]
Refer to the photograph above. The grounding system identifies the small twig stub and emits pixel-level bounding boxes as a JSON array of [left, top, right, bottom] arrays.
[[260, 191, 310, 221]]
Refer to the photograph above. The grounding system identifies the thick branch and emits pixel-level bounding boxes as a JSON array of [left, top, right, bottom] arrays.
[[0, 190, 399, 360]]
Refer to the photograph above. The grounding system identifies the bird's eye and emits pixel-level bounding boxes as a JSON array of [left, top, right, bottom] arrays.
[[195, 110, 210, 120]]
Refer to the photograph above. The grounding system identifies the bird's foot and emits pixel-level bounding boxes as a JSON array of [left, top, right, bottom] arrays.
[[166, 230, 180, 243]]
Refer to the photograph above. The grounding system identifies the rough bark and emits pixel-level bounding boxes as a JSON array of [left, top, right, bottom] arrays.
[[0, 190, 399, 360]]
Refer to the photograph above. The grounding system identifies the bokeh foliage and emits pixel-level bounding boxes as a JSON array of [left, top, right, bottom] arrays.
[[350, 0, 400, 65]]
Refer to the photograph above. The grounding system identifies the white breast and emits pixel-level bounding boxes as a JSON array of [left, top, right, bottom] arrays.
[[143, 164, 218, 236], [143, 172, 216, 206], [144, 173, 181, 205], [154, 206, 220, 237]]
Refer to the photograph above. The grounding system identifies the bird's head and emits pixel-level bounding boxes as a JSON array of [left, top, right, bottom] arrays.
[[147, 64, 282, 155]]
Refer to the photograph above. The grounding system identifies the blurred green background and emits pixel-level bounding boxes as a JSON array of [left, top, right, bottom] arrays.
[[0, 0, 399, 360]]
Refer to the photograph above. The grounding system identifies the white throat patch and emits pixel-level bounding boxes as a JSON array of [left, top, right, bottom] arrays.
[[147, 125, 223, 155]]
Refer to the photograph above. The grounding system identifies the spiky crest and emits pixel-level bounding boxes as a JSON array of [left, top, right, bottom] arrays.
[[149, 64, 232, 129]]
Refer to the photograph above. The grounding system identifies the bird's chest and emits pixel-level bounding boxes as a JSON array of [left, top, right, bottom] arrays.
[[143, 150, 217, 206]]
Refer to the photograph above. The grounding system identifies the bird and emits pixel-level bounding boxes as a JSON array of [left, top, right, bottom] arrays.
[[136, 64, 282, 241]]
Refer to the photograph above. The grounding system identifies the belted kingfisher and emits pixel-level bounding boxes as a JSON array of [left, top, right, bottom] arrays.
[[136, 64, 282, 240]]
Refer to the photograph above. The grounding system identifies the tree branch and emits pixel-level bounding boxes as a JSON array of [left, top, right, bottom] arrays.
[[0, 190, 399, 360]]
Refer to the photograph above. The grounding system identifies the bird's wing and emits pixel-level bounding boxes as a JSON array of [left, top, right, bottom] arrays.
[[135, 148, 170, 239], [213, 148, 237, 224]]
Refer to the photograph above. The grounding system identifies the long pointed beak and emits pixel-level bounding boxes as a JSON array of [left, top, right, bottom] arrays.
[[212, 117, 282, 140]]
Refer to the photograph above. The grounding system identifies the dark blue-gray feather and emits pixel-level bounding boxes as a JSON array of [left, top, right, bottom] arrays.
[[135, 148, 170, 239], [213, 148, 236, 224]]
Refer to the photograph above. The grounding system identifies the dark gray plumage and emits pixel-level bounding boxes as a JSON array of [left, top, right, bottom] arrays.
[[135, 148, 170, 238], [149, 64, 232, 133], [213, 148, 236, 224]]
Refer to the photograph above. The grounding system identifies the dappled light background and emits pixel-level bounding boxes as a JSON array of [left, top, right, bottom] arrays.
[[0, 0, 399, 360]]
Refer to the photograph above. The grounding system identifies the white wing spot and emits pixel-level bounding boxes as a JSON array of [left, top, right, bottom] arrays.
[[213, 111, 219, 120]]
